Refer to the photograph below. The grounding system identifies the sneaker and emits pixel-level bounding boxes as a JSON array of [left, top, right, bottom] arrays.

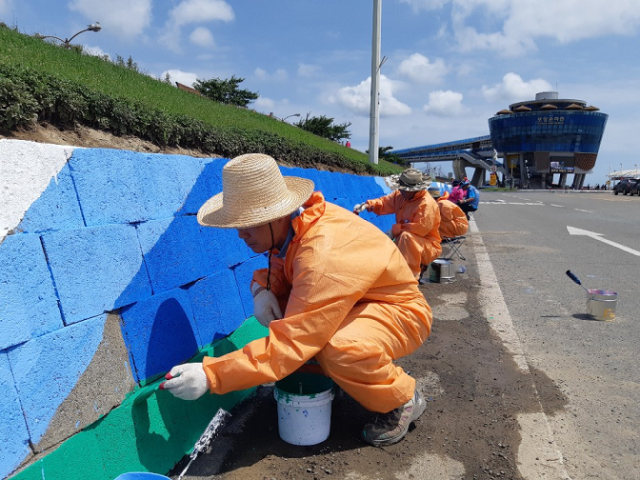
[[361, 390, 426, 446]]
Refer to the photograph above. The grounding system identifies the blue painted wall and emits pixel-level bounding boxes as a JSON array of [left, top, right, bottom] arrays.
[[0, 144, 393, 479]]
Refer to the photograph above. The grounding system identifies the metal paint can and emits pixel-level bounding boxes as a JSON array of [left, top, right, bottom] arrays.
[[429, 259, 455, 283]]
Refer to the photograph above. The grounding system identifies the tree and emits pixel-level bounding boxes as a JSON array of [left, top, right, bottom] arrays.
[[193, 75, 259, 107], [294, 113, 351, 142], [366, 146, 407, 166]]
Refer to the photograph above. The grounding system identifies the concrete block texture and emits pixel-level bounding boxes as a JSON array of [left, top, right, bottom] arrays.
[[187, 270, 247, 345], [42, 223, 152, 325], [200, 223, 253, 270], [119, 288, 201, 383], [7, 314, 110, 446], [0, 139, 74, 243], [16, 163, 85, 234], [0, 351, 32, 480], [69, 149, 207, 226], [232, 255, 268, 319], [0, 233, 63, 350], [136, 216, 208, 294]]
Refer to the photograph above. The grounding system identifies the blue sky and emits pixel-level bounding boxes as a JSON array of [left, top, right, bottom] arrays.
[[3, 0, 640, 184]]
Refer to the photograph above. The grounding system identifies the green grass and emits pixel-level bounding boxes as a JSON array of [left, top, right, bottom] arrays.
[[0, 25, 403, 175]]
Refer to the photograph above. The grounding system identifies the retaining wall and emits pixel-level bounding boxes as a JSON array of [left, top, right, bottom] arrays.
[[0, 140, 393, 480]]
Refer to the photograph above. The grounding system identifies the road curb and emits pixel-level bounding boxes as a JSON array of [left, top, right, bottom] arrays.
[[469, 219, 573, 480]]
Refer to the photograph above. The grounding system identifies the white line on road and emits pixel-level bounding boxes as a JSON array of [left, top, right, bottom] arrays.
[[470, 220, 572, 479], [573, 208, 594, 213], [567, 226, 640, 256], [550, 204, 564, 208]]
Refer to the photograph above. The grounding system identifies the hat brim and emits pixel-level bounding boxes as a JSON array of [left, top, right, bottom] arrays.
[[385, 173, 432, 191], [197, 177, 314, 229]]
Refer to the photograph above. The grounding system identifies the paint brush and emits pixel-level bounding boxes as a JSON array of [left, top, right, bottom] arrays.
[[132, 382, 161, 405]]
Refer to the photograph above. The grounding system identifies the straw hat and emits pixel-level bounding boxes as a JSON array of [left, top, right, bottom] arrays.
[[427, 184, 441, 198], [386, 168, 432, 191], [197, 153, 315, 229]]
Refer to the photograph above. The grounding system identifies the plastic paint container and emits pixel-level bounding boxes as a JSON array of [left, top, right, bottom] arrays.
[[274, 372, 335, 446], [114, 473, 171, 480]]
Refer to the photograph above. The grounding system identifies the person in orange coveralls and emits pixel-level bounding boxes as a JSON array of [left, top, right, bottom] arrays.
[[161, 153, 432, 447], [427, 184, 468, 238], [354, 168, 441, 280]]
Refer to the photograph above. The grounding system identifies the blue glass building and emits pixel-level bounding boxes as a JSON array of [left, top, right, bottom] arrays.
[[488, 91, 608, 188]]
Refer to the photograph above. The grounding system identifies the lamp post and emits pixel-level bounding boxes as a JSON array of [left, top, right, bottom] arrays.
[[36, 22, 101, 48], [620, 163, 623, 180], [280, 113, 301, 123]]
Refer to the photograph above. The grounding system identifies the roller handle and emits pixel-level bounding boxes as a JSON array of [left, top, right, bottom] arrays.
[[565, 270, 582, 286]]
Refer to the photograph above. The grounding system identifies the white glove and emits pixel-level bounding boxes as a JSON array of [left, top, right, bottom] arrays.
[[160, 363, 209, 400], [353, 203, 368, 214], [251, 282, 283, 327]]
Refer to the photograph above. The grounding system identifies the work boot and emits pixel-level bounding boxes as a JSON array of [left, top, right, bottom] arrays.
[[361, 390, 426, 446]]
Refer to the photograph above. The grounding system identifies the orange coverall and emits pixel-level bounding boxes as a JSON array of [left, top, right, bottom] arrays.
[[437, 192, 469, 238], [365, 190, 442, 278], [202, 192, 432, 413]]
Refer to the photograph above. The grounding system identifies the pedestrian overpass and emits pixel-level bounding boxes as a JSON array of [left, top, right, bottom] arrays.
[[390, 135, 508, 187]]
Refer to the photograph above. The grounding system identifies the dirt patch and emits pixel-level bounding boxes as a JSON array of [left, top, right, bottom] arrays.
[[0, 123, 362, 174], [168, 270, 568, 480]]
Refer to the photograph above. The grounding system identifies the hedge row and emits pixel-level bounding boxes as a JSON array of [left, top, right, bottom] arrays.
[[0, 64, 398, 175]]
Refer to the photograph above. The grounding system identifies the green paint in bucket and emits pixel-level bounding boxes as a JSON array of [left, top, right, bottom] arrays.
[[274, 372, 335, 446]]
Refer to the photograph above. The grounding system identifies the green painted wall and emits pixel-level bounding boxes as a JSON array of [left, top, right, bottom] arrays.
[[10, 318, 268, 480]]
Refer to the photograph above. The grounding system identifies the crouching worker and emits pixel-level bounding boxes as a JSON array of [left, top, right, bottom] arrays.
[[427, 184, 468, 238], [161, 154, 432, 447], [354, 168, 441, 280]]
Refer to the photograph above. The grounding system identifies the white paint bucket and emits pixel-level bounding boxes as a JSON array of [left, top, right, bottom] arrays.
[[274, 373, 335, 446]]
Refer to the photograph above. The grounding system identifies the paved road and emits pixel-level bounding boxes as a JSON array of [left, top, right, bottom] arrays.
[[474, 190, 640, 480]]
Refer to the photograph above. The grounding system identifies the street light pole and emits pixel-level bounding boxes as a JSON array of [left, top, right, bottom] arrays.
[[368, 0, 382, 165], [620, 163, 623, 180], [36, 22, 101, 48], [280, 113, 301, 122]]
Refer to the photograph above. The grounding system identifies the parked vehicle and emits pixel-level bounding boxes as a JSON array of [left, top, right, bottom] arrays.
[[613, 178, 639, 195], [630, 180, 640, 196]]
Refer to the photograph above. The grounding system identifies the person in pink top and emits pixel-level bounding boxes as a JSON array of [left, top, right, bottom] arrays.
[[448, 180, 465, 204]]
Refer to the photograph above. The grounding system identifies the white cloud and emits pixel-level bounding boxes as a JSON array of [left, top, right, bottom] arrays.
[[254, 97, 275, 110], [397, 53, 449, 84], [298, 63, 320, 78], [83, 45, 109, 59], [254, 68, 288, 82], [189, 27, 214, 47], [448, 0, 640, 56], [0, 0, 13, 16], [331, 75, 412, 117], [160, 0, 233, 52], [161, 69, 199, 88], [423, 90, 465, 117], [68, 0, 152, 40], [481, 73, 553, 103]]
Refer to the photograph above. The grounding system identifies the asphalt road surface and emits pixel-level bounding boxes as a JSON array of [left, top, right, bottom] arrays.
[[474, 189, 640, 479], [170, 189, 639, 480]]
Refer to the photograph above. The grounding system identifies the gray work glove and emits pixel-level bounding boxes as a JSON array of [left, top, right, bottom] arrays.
[[251, 282, 283, 327]]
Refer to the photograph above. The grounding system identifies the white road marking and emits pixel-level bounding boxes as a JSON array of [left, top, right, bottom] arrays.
[[567, 226, 640, 256], [574, 208, 593, 213], [470, 220, 572, 479], [550, 204, 564, 208]]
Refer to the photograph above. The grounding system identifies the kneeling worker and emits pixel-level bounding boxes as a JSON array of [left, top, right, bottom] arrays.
[[427, 184, 469, 238], [162, 154, 432, 446], [354, 168, 441, 279]]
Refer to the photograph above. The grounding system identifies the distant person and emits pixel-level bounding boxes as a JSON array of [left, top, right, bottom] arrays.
[[346, 140, 351, 148], [458, 181, 480, 219], [354, 168, 441, 279], [427, 185, 468, 238], [448, 180, 465, 204]]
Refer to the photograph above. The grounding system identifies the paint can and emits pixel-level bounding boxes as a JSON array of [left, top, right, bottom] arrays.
[[428, 259, 455, 283], [114, 473, 170, 479], [274, 372, 335, 446], [586, 289, 617, 321]]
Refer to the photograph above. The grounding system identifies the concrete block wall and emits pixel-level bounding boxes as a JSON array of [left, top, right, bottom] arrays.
[[0, 139, 393, 480]]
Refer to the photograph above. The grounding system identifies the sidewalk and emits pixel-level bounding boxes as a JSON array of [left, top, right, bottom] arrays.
[[169, 222, 571, 480]]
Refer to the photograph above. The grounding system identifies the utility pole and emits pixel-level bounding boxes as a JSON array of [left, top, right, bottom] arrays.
[[368, 0, 381, 165]]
